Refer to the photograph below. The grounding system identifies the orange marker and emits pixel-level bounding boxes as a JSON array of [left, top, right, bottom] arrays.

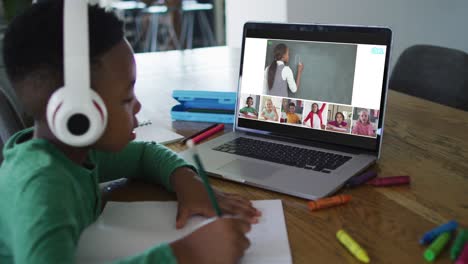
[[308, 194, 352, 211]]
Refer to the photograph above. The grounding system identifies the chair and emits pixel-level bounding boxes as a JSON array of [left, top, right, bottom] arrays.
[[389, 45, 468, 111], [142, 5, 180, 52], [0, 86, 26, 163], [180, 1, 216, 49], [110, 1, 147, 52]]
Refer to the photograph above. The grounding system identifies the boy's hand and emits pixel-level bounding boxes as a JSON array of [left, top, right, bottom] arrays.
[[170, 217, 251, 264], [170, 167, 261, 229]]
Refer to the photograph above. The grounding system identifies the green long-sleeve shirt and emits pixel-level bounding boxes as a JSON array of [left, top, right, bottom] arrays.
[[0, 128, 192, 263]]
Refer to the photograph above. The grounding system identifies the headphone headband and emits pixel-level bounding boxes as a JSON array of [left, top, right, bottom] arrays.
[[64, 0, 90, 98]]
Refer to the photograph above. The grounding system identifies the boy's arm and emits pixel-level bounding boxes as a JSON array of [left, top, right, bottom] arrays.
[[13, 174, 80, 264], [13, 171, 180, 264], [94, 141, 195, 191]]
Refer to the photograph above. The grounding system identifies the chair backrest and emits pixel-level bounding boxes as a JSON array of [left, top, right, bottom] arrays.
[[389, 45, 468, 111], [0, 86, 25, 163]]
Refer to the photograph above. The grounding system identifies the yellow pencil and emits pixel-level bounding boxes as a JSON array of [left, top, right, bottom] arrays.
[[336, 229, 370, 263]]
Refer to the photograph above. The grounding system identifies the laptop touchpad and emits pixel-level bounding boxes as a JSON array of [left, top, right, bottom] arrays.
[[217, 159, 276, 180]]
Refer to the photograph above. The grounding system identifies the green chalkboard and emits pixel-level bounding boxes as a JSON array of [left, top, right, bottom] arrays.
[[265, 40, 357, 105]]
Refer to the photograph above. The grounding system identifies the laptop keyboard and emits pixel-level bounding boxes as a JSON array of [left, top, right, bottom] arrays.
[[212, 137, 352, 173]]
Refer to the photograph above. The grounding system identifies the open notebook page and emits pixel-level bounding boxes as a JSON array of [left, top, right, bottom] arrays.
[[134, 120, 184, 145]]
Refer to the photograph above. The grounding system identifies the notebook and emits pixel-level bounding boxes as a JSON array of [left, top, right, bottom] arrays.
[[135, 120, 184, 145], [75, 200, 291, 264], [180, 22, 392, 200]]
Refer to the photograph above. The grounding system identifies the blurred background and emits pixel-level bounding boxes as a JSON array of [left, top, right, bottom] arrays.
[[97, 0, 225, 52], [0, 0, 226, 53]]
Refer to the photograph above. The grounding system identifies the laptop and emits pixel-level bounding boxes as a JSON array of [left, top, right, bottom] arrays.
[[180, 22, 392, 200]]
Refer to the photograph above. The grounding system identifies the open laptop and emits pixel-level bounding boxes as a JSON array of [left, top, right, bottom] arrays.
[[180, 22, 392, 200]]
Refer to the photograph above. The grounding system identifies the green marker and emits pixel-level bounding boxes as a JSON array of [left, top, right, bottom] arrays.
[[451, 229, 468, 260], [187, 140, 222, 217], [424, 232, 451, 262]]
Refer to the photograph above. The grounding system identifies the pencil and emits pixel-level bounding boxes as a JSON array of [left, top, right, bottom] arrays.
[[187, 140, 222, 216], [182, 123, 219, 144]]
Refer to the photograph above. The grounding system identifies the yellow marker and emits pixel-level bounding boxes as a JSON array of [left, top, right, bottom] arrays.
[[336, 229, 370, 263]]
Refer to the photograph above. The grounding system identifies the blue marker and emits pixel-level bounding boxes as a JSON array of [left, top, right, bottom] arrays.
[[420, 220, 458, 245]]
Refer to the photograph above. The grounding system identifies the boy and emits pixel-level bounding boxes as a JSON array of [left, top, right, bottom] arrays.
[[239, 96, 258, 118], [286, 103, 301, 124], [0, 2, 260, 263]]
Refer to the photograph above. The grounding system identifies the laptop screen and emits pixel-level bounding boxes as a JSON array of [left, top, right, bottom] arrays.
[[236, 23, 392, 153]]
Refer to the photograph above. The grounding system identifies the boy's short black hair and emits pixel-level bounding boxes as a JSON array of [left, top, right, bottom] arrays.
[[288, 102, 296, 107], [2, 1, 124, 118]]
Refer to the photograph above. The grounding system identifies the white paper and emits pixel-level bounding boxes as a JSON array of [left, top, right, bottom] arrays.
[[76, 200, 291, 264], [135, 121, 184, 145]]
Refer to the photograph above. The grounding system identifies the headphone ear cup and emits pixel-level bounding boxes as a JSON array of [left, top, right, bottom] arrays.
[[46, 87, 108, 147], [89, 89, 108, 131], [46, 88, 66, 138]]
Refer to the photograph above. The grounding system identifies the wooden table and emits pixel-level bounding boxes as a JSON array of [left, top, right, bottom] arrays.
[[108, 46, 468, 263]]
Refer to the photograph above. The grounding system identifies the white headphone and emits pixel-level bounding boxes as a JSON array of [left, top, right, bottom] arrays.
[[46, 0, 108, 147]]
